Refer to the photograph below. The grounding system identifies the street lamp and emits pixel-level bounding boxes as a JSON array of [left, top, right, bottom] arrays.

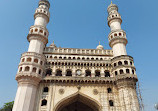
[[155, 103, 158, 110]]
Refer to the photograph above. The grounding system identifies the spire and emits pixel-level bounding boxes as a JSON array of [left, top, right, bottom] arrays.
[[111, 0, 113, 4]]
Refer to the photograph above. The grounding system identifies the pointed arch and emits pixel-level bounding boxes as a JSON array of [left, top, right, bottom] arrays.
[[54, 92, 102, 111]]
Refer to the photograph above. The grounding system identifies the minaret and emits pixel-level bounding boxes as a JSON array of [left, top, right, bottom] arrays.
[[12, 0, 50, 111], [107, 2, 140, 111], [107, 2, 127, 57]]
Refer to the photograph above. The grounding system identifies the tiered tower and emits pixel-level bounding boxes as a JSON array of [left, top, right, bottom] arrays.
[[107, 2, 140, 111], [12, 1, 140, 111], [13, 0, 50, 111]]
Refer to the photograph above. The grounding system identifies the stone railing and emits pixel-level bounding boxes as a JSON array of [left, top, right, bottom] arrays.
[[44, 47, 113, 56]]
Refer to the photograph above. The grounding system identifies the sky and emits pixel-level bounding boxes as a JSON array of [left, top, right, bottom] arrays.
[[0, 0, 158, 110]]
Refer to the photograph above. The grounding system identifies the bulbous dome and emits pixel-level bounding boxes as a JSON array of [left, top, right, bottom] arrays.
[[107, 2, 118, 13], [96, 42, 104, 50], [49, 41, 56, 48]]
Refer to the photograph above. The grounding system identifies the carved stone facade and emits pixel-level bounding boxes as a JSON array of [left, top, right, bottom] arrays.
[[12, 1, 140, 111]]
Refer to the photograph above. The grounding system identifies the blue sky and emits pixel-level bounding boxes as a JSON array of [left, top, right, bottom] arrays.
[[0, 0, 158, 110]]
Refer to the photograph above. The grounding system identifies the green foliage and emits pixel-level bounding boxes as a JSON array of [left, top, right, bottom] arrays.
[[0, 101, 14, 111]]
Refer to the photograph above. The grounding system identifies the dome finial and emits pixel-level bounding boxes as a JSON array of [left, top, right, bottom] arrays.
[[99, 41, 100, 45], [111, 0, 113, 4]]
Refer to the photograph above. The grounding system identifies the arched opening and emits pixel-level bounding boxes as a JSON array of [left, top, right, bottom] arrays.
[[115, 71, 118, 76], [124, 61, 128, 65], [56, 69, 62, 76], [39, 69, 42, 75], [32, 67, 37, 73], [126, 69, 130, 73], [25, 66, 30, 71], [19, 67, 22, 72], [54, 93, 101, 111], [46, 68, 52, 76], [109, 100, 114, 107], [120, 69, 124, 74], [95, 70, 100, 77], [107, 88, 112, 93], [66, 70, 72, 76], [105, 70, 110, 77], [34, 59, 38, 63], [27, 58, 32, 62], [43, 87, 49, 93], [118, 61, 122, 65], [132, 69, 135, 74], [85, 70, 91, 77], [41, 99, 47, 106]]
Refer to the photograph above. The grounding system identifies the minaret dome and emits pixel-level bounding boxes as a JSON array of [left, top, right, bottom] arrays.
[[96, 42, 104, 50]]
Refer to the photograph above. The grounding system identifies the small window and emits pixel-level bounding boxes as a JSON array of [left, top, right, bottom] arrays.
[[35, 29, 38, 32], [66, 70, 72, 76], [25, 66, 30, 71], [114, 63, 117, 67], [105, 71, 110, 77], [107, 88, 112, 93], [115, 71, 118, 76], [130, 61, 133, 65], [85, 70, 91, 77], [124, 61, 128, 65], [109, 100, 114, 106], [32, 67, 37, 73], [126, 69, 130, 73], [132, 70, 135, 74], [119, 33, 122, 36], [46, 69, 52, 76], [120, 69, 124, 74], [40, 30, 43, 33], [27, 58, 32, 62], [39, 69, 42, 74], [41, 99, 47, 106], [34, 59, 38, 63], [56, 70, 62, 76], [19, 67, 22, 72], [40, 61, 43, 65], [22, 58, 25, 62], [54, 56, 57, 59], [43, 87, 49, 92], [31, 29, 33, 33], [114, 33, 117, 37], [118, 61, 122, 65], [95, 70, 100, 77]]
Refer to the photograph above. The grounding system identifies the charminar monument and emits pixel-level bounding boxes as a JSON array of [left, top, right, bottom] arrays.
[[12, 0, 141, 111]]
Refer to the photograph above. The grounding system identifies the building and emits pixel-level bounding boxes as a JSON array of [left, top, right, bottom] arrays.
[[12, 0, 140, 111]]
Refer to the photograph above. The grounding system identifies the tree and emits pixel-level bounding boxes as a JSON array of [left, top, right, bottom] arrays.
[[0, 101, 14, 111]]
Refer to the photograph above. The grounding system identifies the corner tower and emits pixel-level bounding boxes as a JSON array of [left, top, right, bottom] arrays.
[[107, 2, 140, 111], [12, 0, 50, 111]]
